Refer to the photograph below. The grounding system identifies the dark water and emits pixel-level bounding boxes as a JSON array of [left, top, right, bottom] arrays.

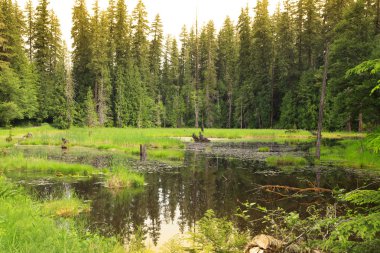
[[7, 142, 380, 248]]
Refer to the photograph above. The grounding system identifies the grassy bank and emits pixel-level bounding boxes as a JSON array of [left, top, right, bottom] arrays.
[[0, 177, 124, 253], [0, 125, 364, 147], [314, 140, 380, 170], [0, 153, 145, 187], [0, 154, 96, 176]]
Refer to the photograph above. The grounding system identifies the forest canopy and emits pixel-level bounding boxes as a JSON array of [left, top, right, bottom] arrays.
[[0, 0, 379, 130]]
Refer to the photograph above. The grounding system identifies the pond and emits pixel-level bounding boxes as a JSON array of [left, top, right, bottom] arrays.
[[6, 142, 380, 249]]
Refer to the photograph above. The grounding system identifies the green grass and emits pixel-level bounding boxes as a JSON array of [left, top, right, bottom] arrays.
[[0, 125, 366, 164], [0, 125, 364, 146], [315, 140, 380, 170], [42, 197, 91, 218], [266, 155, 308, 167], [0, 154, 95, 176], [0, 177, 124, 253], [258, 146, 270, 152], [0, 153, 145, 188], [106, 167, 145, 189]]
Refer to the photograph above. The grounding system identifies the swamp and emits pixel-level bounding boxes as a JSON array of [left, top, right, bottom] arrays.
[[1, 126, 379, 252]]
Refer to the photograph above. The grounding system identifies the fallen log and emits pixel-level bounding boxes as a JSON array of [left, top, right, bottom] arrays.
[[259, 185, 332, 194]]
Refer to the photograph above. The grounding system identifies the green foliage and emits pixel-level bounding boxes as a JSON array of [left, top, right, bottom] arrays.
[[189, 210, 249, 253], [237, 191, 380, 253], [366, 130, 380, 153], [324, 189, 380, 253]]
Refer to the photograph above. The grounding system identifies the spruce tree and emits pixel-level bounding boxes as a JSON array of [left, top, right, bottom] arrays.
[[217, 16, 238, 128], [236, 6, 252, 128], [251, 0, 273, 128], [72, 0, 92, 124]]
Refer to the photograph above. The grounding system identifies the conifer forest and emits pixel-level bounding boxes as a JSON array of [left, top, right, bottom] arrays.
[[0, 0, 379, 130]]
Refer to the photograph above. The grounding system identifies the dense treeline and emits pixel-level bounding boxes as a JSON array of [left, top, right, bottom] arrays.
[[0, 0, 379, 130]]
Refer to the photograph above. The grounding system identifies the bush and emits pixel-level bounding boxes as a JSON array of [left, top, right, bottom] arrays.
[[189, 210, 249, 253]]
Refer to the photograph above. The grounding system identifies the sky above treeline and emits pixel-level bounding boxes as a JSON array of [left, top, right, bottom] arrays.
[[18, 0, 280, 50]]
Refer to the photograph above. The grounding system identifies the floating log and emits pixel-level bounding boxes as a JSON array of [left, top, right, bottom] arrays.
[[260, 185, 332, 194]]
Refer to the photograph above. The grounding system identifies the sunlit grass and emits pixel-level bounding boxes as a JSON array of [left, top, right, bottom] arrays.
[[0, 177, 124, 253], [105, 167, 144, 189], [42, 197, 91, 218], [0, 125, 365, 148], [0, 155, 95, 176]]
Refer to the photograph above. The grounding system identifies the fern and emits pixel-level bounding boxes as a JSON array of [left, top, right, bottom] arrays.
[[344, 189, 380, 206]]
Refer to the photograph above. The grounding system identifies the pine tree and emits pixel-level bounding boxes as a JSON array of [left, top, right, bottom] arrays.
[[217, 16, 238, 128], [178, 25, 193, 126], [25, 0, 34, 62], [328, 0, 377, 130], [149, 14, 163, 97], [131, 0, 154, 127], [236, 6, 252, 128], [199, 21, 218, 128], [113, 0, 130, 127], [0, 0, 37, 126], [251, 0, 273, 128], [72, 0, 92, 124], [89, 1, 111, 126]]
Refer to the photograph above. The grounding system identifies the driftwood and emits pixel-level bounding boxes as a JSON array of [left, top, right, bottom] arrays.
[[61, 138, 69, 150], [260, 185, 332, 194], [245, 234, 284, 253], [192, 132, 210, 143], [245, 234, 323, 253]]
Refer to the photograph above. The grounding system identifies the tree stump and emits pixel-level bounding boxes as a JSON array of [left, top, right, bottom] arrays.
[[140, 144, 147, 161]]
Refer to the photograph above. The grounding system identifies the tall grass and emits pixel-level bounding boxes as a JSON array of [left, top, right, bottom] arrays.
[[42, 197, 91, 218], [106, 167, 144, 189], [0, 177, 124, 253], [0, 154, 95, 176], [316, 140, 380, 170]]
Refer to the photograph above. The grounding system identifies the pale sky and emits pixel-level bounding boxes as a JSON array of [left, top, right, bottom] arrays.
[[18, 0, 280, 50]]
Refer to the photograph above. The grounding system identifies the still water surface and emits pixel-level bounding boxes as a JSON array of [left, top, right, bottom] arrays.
[[8, 142, 379, 248]]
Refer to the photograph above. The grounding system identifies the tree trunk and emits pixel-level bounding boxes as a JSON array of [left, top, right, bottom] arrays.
[[347, 116, 352, 132], [228, 90, 232, 128], [376, 0, 380, 34], [316, 45, 330, 160], [240, 101, 243, 129], [358, 112, 363, 132]]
